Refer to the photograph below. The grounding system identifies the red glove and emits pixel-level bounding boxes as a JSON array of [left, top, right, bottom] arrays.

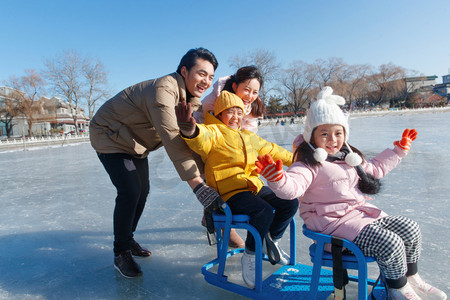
[[175, 101, 197, 137], [394, 128, 418, 152], [255, 154, 284, 182]]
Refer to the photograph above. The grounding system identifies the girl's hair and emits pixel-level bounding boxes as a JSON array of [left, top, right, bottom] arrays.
[[222, 66, 265, 117]]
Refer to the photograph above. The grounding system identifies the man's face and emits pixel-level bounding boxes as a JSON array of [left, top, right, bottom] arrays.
[[181, 58, 215, 98]]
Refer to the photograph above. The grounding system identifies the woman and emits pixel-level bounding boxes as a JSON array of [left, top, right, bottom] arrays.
[[196, 65, 265, 133]]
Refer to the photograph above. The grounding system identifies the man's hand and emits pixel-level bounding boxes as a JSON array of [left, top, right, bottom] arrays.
[[393, 128, 418, 153], [175, 101, 196, 137], [193, 182, 224, 213], [255, 154, 284, 183]]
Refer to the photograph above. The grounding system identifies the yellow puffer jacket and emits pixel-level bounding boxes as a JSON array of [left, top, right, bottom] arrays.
[[183, 113, 293, 201]]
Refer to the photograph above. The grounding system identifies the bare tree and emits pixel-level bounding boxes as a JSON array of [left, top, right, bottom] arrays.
[[4, 70, 45, 136], [228, 49, 280, 104], [0, 88, 22, 138], [335, 64, 373, 108], [278, 60, 317, 115], [44, 50, 109, 132], [366, 63, 406, 107], [82, 58, 109, 119], [313, 57, 346, 89]]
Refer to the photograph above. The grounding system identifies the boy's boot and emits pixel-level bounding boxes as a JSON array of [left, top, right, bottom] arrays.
[[241, 251, 256, 288]]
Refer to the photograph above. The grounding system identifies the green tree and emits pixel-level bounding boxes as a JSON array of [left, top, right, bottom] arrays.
[[266, 96, 283, 116]]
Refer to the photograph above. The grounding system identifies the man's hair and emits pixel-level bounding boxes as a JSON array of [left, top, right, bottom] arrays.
[[176, 47, 218, 74]]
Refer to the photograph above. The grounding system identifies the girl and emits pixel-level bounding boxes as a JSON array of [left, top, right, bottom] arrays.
[[256, 87, 446, 300], [176, 91, 298, 289], [195, 65, 265, 133]]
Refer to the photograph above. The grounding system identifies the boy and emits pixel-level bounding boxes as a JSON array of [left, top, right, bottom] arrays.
[[175, 91, 298, 288]]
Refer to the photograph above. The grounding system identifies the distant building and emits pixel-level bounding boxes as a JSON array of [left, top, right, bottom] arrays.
[[403, 75, 449, 106], [405, 75, 438, 93], [0, 86, 89, 137], [433, 74, 450, 104]]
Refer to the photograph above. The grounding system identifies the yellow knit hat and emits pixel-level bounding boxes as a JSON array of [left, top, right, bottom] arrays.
[[214, 91, 245, 116]]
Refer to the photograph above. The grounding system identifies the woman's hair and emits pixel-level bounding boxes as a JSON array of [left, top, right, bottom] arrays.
[[222, 66, 265, 117]]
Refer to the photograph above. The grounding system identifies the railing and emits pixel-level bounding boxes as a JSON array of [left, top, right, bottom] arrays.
[[259, 106, 450, 126], [0, 134, 90, 151]]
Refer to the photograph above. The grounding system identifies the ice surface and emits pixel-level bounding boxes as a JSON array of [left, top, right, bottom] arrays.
[[0, 111, 448, 299]]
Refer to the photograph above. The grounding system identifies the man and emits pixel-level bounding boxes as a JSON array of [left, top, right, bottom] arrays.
[[90, 48, 222, 278]]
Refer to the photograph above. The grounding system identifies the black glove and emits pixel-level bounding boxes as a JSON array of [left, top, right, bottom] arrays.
[[193, 182, 223, 213]]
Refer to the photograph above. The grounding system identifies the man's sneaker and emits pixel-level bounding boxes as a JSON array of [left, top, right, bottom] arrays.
[[130, 239, 151, 257], [241, 252, 256, 289], [389, 282, 422, 300], [408, 274, 447, 300], [114, 250, 143, 278]]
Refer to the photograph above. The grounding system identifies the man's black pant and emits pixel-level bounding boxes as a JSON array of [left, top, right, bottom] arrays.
[[98, 153, 149, 255]]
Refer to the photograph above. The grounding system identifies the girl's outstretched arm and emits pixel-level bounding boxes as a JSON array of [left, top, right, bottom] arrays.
[[256, 154, 313, 200]]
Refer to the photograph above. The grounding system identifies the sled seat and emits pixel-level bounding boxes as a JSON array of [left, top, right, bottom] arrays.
[[302, 224, 387, 300]]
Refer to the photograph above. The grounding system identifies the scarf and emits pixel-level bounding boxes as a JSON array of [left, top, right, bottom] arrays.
[[326, 146, 381, 195]]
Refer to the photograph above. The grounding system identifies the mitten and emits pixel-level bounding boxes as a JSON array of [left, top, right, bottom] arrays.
[[193, 183, 223, 213], [393, 128, 418, 152], [255, 154, 284, 182], [175, 101, 197, 137]]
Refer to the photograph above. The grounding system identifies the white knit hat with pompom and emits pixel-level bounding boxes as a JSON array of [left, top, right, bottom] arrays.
[[304, 86, 362, 166]]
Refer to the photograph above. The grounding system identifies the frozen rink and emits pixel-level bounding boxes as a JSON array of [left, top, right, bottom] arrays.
[[0, 110, 448, 299]]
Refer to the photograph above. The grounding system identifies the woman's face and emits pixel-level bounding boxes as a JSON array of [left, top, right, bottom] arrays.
[[232, 78, 260, 107], [312, 124, 345, 155], [218, 107, 244, 129]]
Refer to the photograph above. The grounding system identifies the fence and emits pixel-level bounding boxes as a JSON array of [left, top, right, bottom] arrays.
[[0, 134, 90, 151]]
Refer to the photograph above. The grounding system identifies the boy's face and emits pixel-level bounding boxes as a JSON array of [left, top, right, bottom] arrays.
[[218, 107, 243, 130], [312, 124, 345, 155], [181, 58, 215, 98]]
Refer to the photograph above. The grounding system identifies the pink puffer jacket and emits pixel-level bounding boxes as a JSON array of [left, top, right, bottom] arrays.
[[268, 146, 407, 241]]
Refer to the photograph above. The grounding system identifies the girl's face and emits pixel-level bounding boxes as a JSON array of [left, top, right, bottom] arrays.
[[218, 107, 244, 129], [312, 124, 345, 155], [232, 78, 260, 107]]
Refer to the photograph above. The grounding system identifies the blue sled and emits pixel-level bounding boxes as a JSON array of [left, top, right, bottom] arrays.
[[201, 204, 387, 299]]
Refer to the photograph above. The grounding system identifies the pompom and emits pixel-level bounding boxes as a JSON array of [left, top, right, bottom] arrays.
[[313, 147, 328, 163], [317, 86, 346, 106], [345, 152, 362, 167], [317, 86, 333, 100]]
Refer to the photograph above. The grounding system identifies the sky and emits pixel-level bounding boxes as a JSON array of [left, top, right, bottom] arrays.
[[1, 0, 450, 97]]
